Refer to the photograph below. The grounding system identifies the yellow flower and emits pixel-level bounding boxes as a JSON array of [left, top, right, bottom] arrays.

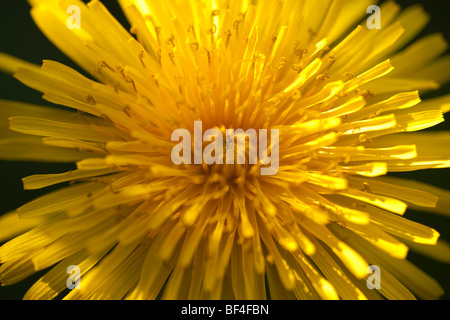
[[0, 0, 450, 300]]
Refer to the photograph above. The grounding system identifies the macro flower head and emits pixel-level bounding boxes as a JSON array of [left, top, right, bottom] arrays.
[[0, 0, 450, 300]]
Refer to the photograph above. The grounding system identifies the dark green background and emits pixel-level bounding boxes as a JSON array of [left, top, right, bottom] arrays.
[[0, 0, 449, 300]]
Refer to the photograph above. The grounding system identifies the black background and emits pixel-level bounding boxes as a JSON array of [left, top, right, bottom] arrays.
[[0, 0, 449, 300]]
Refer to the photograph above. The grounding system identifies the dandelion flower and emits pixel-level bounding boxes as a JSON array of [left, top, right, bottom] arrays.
[[1, 0, 450, 300]]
